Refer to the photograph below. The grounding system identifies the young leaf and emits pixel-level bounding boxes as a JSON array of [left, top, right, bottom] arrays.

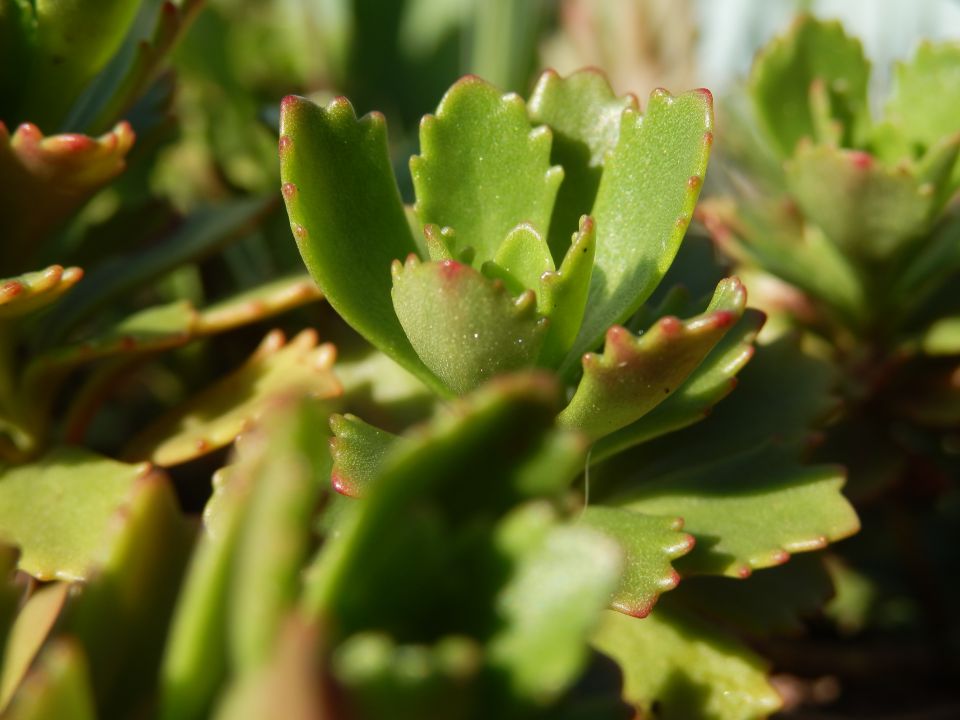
[[562, 87, 714, 374], [410, 75, 563, 266], [537, 215, 596, 367], [279, 95, 439, 392], [527, 69, 637, 260], [123, 329, 341, 466], [785, 142, 954, 261], [0, 121, 134, 266], [0, 448, 157, 580], [579, 507, 694, 618], [749, 15, 870, 157], [0, 266, 83, 319], [481, 223, 554, 297], [329, 414, 399, 498], [559, 277, 745, 440], [591, 607, 782, 720], [391, 257, 548, 395]]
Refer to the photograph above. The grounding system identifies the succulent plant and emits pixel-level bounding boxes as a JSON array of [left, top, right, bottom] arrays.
[[701, 13, 960, 699]]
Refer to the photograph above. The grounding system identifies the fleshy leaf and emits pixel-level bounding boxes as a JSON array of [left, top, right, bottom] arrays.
[[619, 445, 859, 578], [580, 507, 693, 617], [559, 277, 745, 440], [487, 503, 622, 704], [592, 309, 764, 462], [527, 69, 637, 260], [194, 274, 323, 335], [481, 223, 554, 296], [922, 316, 960, 355], [228, 399, 332, 674], [785, 142, 956, 261], [0, 266, 84, 319], [669, 553, 834, 635], [562, 87, 714, 374], [0, 122, 134, 265], [123, 329, 341, 466], [2, 640, 96, 720], [410, 75, 563, 266], [537, 215, 596, 367], [885, 42, 960, 158], [591, 607, 782, 720], [0, 583, 70, 711], [279, 95, 439, 392], [14, 0, 141, 129], [391, 257, 548, 395], [748, 15, 870, 157], [329, 414, 399, 498], [0, 448, 156, 580]]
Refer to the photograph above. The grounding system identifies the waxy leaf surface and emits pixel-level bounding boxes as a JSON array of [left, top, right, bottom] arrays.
[[563, 87, 713, 373], [391, 258, 547, 394], [411, 76, 562, 266]]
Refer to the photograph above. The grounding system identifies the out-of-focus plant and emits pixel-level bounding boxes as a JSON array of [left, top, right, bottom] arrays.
[[702, 14, 960, 703]]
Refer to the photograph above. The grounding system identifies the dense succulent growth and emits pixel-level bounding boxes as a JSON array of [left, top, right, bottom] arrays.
[[5, 3, 956, 719], [703, 14, 960, 697]]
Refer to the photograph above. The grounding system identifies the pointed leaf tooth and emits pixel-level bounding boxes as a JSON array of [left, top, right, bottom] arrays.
[[411, 76, 563, 267], [391, 260, 548, 394], [561, 87, 715, 375], [559, 277, 746, 441]]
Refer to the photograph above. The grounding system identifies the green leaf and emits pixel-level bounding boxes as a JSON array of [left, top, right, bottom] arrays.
[[0, 266, 83, 319], [592, 309, 764, 462], [0, 122, 134, 267], [591, 607, 782, 720], [559, 277, 745, 441], [487, 503, 622, 704], [60, 468, 192, 718], [922, 316, 960, 355], [537, 216, 596, 367], [194, 274, 323, 335], [41, 197, 273, 345], [580, 507, 693, 618], [0, 583, 70, 711], [227, 399, 332, 674], [749, 15, 870, 157], [16, 0, 141, 130], [279, 95, 439, 392], [302, 372, 567, 638], [410, 75, 562, 266], [0, 448, 155, 580], [668, 553, 834, 635], [2, 640, 96, 720], [619, 445, 859, 578], [562, 87, 714, 374], [885, 42, 960, 157], [785, 142, 955, 261], [481, 223, 554, 297], [123, 329, 341, 466], [527, 69, 637, 261], [391, 257, 548, 395], [329, 414, 399, 498]]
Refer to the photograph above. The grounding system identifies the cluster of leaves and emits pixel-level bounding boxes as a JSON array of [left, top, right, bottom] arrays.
[[703, 14, 960, 684], [0, 4, 878, 719]]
